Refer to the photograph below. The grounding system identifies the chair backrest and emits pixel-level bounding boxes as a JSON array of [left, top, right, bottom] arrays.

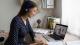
[[0, 37, 4, 42], [53, 24, 68, 39]]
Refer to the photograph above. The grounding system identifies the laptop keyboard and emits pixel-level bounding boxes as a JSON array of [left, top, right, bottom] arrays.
[[42, 35, 54, 42], [49, 34, 64, 40]]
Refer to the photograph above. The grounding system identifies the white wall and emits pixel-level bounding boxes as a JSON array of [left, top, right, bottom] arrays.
[[0, 0, 62, 31], [62, 0, 80, 36], [54, 0, 62, 18], [0, 0, 54, 31], [0, 0, 20, 31], [29, 0, 54, 28]]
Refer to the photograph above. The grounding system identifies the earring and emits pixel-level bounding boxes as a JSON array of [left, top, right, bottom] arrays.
[[25, 9, 28, 11]]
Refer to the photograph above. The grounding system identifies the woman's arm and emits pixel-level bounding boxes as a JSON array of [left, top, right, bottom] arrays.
[[28, 21, 35, 41], [8, 19, 19, 45]]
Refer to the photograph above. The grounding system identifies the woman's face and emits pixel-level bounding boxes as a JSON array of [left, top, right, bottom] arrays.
[[28, 7, 38, 18]]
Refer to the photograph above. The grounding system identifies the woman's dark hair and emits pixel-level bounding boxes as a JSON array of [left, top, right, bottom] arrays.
[[18, 1, 37, 16]]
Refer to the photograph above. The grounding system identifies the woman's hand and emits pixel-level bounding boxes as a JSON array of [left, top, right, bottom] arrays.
[[33, 37, 47, 45], [30, 39, 48, 45], [30, 43, 47, 45], [30, 43, 38, 45], [34, 37, 43, 43]]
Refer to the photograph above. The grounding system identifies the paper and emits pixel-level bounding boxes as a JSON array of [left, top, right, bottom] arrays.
[[48, 41, 63, 45], [33, 28, 49, 35]]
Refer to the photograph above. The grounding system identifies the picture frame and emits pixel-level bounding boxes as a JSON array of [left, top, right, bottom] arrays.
[[41, 0, 54, 8]]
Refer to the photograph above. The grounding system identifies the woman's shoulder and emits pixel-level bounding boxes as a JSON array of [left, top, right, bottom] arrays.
[[11, 15, 22, 25], [11, 15, 22, 28], [12, 15, 20, 21], [12, 15, 21, 22]]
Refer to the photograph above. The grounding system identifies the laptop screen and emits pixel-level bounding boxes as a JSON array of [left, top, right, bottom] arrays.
[[53, 24, 68, 39]]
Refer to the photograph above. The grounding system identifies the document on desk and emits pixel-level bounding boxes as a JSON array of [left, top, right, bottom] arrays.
[[48, 41, 64, 45], [33, 28, 49, 35]]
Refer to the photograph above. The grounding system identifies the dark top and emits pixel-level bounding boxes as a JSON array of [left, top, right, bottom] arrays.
[[4, 15, 35, 45]]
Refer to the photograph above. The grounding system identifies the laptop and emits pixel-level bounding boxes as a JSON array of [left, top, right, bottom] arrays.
[[43, 24, 68, 41]]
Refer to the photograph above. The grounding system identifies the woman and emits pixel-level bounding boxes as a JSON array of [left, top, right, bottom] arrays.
[[4, 1, 41, 45]]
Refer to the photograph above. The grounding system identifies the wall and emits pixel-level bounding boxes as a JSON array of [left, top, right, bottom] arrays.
[[30, 0, 62, 28], [54, 0, 62, 18], [0, 0, 54, 31], [0, 0, 20, 31], [62, 0, 80, 36], [29, 0, 55, 28], [0, 0, 62, 31]]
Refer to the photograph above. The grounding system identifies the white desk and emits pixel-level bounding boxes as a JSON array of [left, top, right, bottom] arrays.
[[35, 34, 64, 45], [33, 28, 64, 45], [33, 28, 80, 45]]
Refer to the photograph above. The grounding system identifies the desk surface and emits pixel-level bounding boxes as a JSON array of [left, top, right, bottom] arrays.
[[35, 33, 80, 45], [35, 34, 65, 45], [34, 28, 80, 45], [35, 34, 48, 44], [33, 28, 80, 41]]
